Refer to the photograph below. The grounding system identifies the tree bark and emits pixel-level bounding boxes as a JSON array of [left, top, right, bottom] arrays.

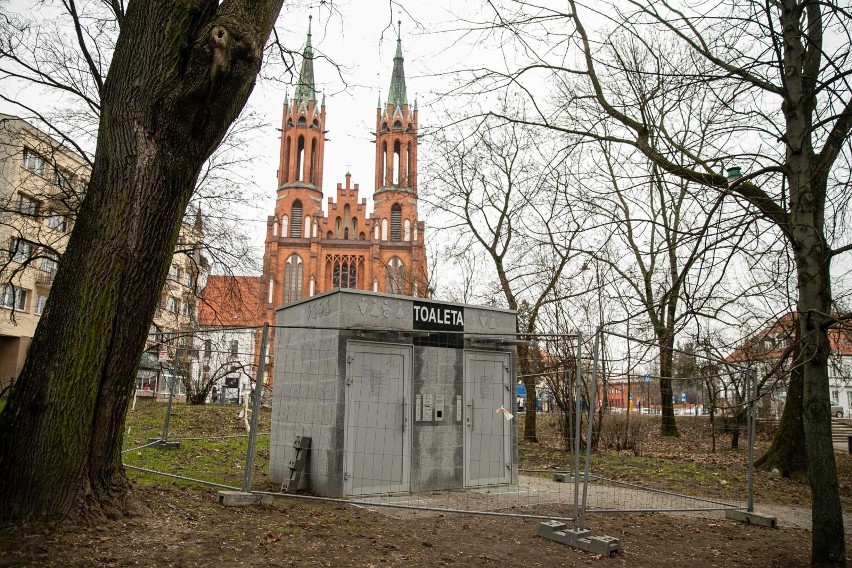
[[0, 0, 284, 521], [658, 333, 678, 436], [756, 330, 807, 477]]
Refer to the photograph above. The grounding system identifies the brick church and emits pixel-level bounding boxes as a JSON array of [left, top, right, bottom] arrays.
[[260, 21, 428, 325]]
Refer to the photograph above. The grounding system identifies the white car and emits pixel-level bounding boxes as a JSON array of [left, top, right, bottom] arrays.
[[831, 401, 844, 418]]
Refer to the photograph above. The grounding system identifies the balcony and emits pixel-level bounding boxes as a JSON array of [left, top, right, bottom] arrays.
[[35, 269, 56, 288]]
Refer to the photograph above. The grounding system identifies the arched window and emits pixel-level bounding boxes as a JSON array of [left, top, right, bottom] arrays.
[[310, 138, 318, 185], [387, 257, 404, 294], [393, 140, 401, 185], [283, 254, 303, 304], [359, 232, 366, 240], [283, 137, 291, 182], [344, 228, 349, 240], [335, 217, 341, 238], [352, 218, 358, 234], [281, 215, 289, 238], [273, 217, 279, 237], [296, 136, 305, 181], [390, 204, 402, 240], [403, 219, 411, 241], [381, 218, 388, 240], [374, 224, 380, 240], [326, 231, 333, 239], [413, 224, 418, 242], [304, 214, 311, 238], [332, 260, 357, 289], [309, 276, 315, 296], [267, 277, 274, 304], [290, 201, 302, 237], [372, 278, 379, 292]]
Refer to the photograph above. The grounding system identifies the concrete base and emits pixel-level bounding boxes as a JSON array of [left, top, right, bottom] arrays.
[[537, 520, 621, 555], [725, 509, 778, 528], [147, 437, 181, 449], [217, 491, 274, 507], [553, 473, 574, 483]]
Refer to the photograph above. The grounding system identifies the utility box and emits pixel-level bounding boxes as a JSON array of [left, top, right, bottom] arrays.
[[269, 290, 518, 498]]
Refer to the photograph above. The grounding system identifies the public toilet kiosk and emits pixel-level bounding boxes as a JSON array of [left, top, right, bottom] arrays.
[[269, 289, 519, 498]]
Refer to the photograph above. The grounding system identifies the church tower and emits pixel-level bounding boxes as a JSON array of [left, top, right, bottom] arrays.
[[261, 20, 428, 330], [371, 24, 427, 296]]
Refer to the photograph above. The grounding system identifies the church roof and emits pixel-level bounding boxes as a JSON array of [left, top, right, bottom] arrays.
[[387, 23, 408, 108], [294, 17, 317, 104]]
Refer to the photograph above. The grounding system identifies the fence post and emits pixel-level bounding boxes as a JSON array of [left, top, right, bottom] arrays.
[[573, 331, 582, 524], [747, 366, 756, 513], [579, 328, 600, 531], [243, 323, 270, 492], [162, 347, 178, 442]]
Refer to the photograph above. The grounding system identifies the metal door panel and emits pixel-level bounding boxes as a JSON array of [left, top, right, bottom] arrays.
[[344, 342, 411, 495], [463, 351, 511, 486]]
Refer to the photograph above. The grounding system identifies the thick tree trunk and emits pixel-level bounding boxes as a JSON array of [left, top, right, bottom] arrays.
[[756, 329, 807, 477], [0, 1, 283, 521], [519, 343, 538, 443]]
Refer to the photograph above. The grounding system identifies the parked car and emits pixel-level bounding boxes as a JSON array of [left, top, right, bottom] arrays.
[[831, 401, 844, 418]]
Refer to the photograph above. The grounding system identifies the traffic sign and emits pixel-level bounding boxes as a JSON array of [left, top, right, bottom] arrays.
[[158, 350, 168, 363]]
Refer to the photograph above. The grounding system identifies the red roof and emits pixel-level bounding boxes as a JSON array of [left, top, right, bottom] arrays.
[[726, 312, 852, 362], [198, 275, 263, 327]]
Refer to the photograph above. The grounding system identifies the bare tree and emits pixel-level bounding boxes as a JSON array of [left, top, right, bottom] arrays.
[[0, 1, 288, 521], [457, 1, 850, 562], [424, 110, 583, 442]]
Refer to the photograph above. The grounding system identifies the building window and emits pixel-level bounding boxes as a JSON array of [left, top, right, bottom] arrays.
[[204, 339, 212, 358], [52, 167, 72, 190], [168, 265, 180, 281], [387, 257, 404, 294], [1, 285, 27, 311], [847, 391, 852, 409], [332, 260, 357, 289], [391, 204, 402, 240], [181, 301, 192, 318], [46, 212, 67, 232], [182, 271, 192, 287], [290, 200, 303, 237], [22, 148, 45, 176], [40, 254, 58, 274], [166, 296, 179, 313], [8, 238, 32, 263], [34, 293, 47, 315], [404, 219, 411, 241], [230, 340, 239, 358], [17, 193, 39, 215], [283, 254, 303, 304]]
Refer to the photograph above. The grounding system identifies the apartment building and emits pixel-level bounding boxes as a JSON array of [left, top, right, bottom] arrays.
[[0, 114, 87, 389]]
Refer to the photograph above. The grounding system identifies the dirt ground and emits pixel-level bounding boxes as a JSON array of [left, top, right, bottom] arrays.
[[0, 485, 848, 568]]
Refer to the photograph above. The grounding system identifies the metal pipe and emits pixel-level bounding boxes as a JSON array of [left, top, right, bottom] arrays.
[[747, 367, 756, 512], [162, 347, 178, 442], [573, 331, 582, 525], [579, 328, 600, 530], [243, 323, 270, 492]]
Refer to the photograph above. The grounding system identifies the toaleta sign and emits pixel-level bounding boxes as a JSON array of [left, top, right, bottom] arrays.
[[413, 300, 464, 348]]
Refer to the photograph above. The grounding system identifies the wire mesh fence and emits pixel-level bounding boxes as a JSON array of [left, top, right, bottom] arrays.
[[124, 319, 759, 528]]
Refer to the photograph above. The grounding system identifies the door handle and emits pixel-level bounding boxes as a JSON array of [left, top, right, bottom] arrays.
[[466, 400, 474, 430]]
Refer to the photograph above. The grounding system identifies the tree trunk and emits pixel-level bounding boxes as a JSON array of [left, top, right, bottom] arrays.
[[0, 1, 283, 521], [658, 334, 678, 436], [519, 343, 538, 443], [756, 329, 807, 477]]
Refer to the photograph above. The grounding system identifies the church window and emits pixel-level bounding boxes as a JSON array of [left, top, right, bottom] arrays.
[[387, 257, 404, 294], [381, 218, 388, 240], [359, 232, 366, 240], [326, 231, 333, 239], [332, 259, 357, 289], [393, 140, 401, 185], [283, 137, 291, 182], [374, 224, 380, 240], [304, 214, 311, 238], [290, 201, 302, 237], [310, 138, 318, 185], [344, 228, 349, 240], [283, 254, 303, 304], [373, 278, 379, 292], [298, 116, 307, 125], [309, 276, 315, 296], [391, 204, 402, 240], [296, 136, 305, 181], [268, 277, 274, 304], [404, 219, 411, 241], [393, 120, 402, 130], [281, 215, 289, 237]]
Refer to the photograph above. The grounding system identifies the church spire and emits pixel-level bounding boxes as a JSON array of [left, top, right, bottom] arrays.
[[387, 21, 407, 108], [294, 16, 316, 103]]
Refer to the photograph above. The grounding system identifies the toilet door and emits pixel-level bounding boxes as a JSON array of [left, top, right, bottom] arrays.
[[463, 351, 512, 486], [344, 342, 411, 495]]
